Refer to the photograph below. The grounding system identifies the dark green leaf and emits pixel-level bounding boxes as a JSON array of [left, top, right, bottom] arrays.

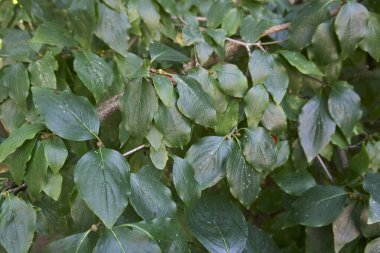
[[281, 94, 306, 121], [25, 141, 48, 198], [93, 226, 161, 253], [248, 50, 274, 85], [174, 75, 216, 127], [310, 21, 340, 65], [244, 84, 269, 127], [43, 171, 63, 201], [130, 171, 176, 220], [272, 166, 316, 196], [207, 1, 230, 28], [214, 99, 239, 135], [278, 50, 324, 76], [240, 16, 271, 43], [213, 64, 248, 97], [74, 149, 130, 228], [364, 173, 380, 224], [73, 50, 114, 102], [186, 194, 248, 253], [221, 8, 242, 36], [348, 146, 369, 180], [333, 204, 360, 253], [242, 127, 277, 173], [360, 13, 380, 61], [44, 231, 91, 253], [262, 103, 287, 134], [335, 1, 369, 58], [305, 226, 335, 253], [120, 78, 158, 137], [30, 22, 76, 47], [243, 224, 279, 253], [95, 3, 131, 56], [0, 195, 36, 253], [263, 60, 288, 104], [32, 87, 100, 141], [292, 185, 347, 227], [227, 144, 262, 208], [28, 55, 58, 89], [151, 75, 175, 107], [298, 96, 336, 162], [172, 156, 201, 206], [150, 42, 189, 62], [44, 136, 68, 173], [185, 136, 232, 189]]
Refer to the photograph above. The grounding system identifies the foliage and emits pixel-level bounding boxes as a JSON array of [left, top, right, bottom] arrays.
[[0, 0, 380, 252]]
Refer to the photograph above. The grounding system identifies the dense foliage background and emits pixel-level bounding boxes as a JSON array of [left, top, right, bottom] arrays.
[[1, 0, 380, 252]]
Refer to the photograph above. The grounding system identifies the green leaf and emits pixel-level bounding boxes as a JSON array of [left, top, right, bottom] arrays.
[[73, 50, 114, 102], [298, 96, 336, 162], [262, 103, 287, 134], [130, 218, 188, 253], [213, 64, 248, 97], [335, 1, 369, 58], [25, 141, 48, 198], [207, 1, 230, 28], [333, 204, 360, 253], [30, 22, 76, 47], [281, 94, 306, 121], [151, 75, 175, 107], [32, 87, 100, 141], [130, 171, 176, 220], [275, 140, 290, 168], [93, 226, 161, 253], [195, 41, 213, 65], [244, 84, 269, 127], [328, 82, 362, 141], [310, 21, 340, 65], [139, 0, 160, 34], [174, 75, 216, 127], [348, 146, 369, 180], [43, 171, 63, 201], [149, 41, 189, 63], [68, 0, 96, 48], [28, 55, 58, 89], [272, 166, 316, 196], [305, 226, 335, 253], [146, 126, 163, 151], [242, 127, 277, 173], [263, 60, 288, 104], [240, 16, 271, 43], [226, 144, 262, 208], [365, 238, 380, 253], [221, 8, 243, 36], [292, 185, 347, 227], [0, 123, 43, 163], [74, 149, 130, 228], [4, 140, 35, 185], [243, 224, 279, 253], [278, 50, 324, 76], [0, 195, 36, 253], [172, 156, 201, 206], [150, 144, 168, 170], [364, 173, 380, 224], [186, 194, 248, 253], [154, 103, 191, 148], [248, 50, 274, 85], [0, 63, 30, 110], [182, 24, 203, 46], [44, 136, 68, 173], [44, 231, 91, 253], [214, 99, 239, 135], [95, 3, 131, 57], [360, 13, 380, 61], [120, 78, 158, 137], [185, 136, 232, 189]]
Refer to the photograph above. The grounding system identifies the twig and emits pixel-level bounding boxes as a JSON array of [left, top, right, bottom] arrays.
[[316, 155, 334, 183], [123, 144, 146, 157], [8, 183, 27, 193], [127, 37, 138, 51]]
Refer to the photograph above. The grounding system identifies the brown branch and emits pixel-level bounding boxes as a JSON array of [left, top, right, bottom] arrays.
[[97, 92, 124, 121]]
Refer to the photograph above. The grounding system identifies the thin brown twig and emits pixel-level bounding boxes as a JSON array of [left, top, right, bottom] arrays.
[[123, 144, 146, 157]]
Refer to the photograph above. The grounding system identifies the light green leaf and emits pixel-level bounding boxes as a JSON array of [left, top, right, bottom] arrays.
[[243, 225, 279, 253], [93, 226, 161, 253], [207, 1, 230, 28], [25, 142, 48, 198], [240, 16, 271, 43], [28, 55, 57, 89], [154, 103, 192, 148], [328, 81, 362, 141], [335, 1, 369, 58], [0, 195, 36, 253], [151, 75, 175, 107], [30, 22, 76, 47], [278, 50, 324, 76], [364, 173, 380, 224], [44, 231, 91, 253], [44, 136, 68, 173], [139, 0, 160, 33], [172, 156, 201, 206], [242, 127, 277, 173], [186, 194, 248, 253], [0, 123, 43, 163], [213, 64, 248, 97], [74, 149, 130, 228], [68, 0, 95, 48], [146, 125, 164, 151], [262, 103, 287, 134], [120, 78, 158, 137], [365, 238, 380, 253], [43, 171, 63, 201], [214, 99, 239, 135], [150, 41, 189, 63], [263, 60, 288, 104], [360, 13, 380, 61], [244, 84, 269, 127], [298, 96, 336, 162], [174, 75, 216, 127], [95, 3, 130, 57], [182, 24, 203, 46], [248, 50, 274, 85], [292, 185, 347, 227], [0, 63, 30, 110], [32, 87, 100, 141], [272, 166, 316, 196], [275, 141, 290, 168], [150, 144, 168, 170], [195, 41, 213, 65], [130, 171, 176, 220], [227, 144, 262, 208], [310, 21, 340, 65], [73, 50, 114, 102], [114, 53, 145, 81], [221, 8, 242, 36], [185, 136, 232, 189]]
